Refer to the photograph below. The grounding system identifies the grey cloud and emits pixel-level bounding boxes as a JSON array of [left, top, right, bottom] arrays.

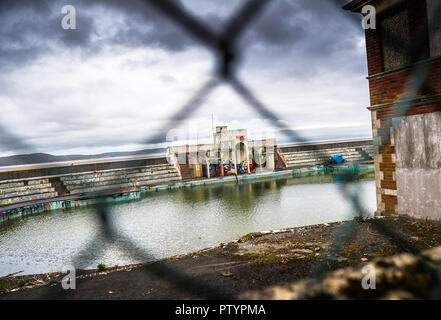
[[244, 0, 308, 47], [0, 0, 197, 70], [235, 0, 366, 83], [2, 0, 358, 71], [0, 0, 51, 13], [243, 0, 363, 51], [122, 58, 158, 70], [160, 74, 177, 83], [0, 46, 44, 71], [0, 1, 99, 71], [0, 3, 96, 47], [57, 13, 97, 47], [0, 124, 34, 153], [92, 0, 197, 51], [109, 19, 193, 51]]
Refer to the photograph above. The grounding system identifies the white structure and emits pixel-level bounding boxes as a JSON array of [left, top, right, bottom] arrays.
[[169, 126, 276, 179]]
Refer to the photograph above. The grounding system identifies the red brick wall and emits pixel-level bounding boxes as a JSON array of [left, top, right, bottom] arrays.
[[365, 28, 383, 76], [368, 58, 441, 106]]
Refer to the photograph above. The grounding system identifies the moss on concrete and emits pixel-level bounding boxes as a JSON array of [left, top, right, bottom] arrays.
[[240, 232, 265, 241]]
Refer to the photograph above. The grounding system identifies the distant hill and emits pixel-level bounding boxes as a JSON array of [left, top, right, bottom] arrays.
[[0, 148, 167, 167]]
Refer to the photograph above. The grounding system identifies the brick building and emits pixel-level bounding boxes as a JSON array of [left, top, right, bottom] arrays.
[[344, 0, 441, 218]]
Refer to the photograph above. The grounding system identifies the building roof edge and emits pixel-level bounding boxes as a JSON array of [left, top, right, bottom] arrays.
[[342, 0, 373, 12]]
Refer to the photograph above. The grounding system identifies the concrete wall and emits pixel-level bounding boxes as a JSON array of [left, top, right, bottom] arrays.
[[279, 139, 373, 153], [278, 139, 374, 169], [395, 112, 441, 219], [0, 157, 180, 207], [0, 157, 168, 181]]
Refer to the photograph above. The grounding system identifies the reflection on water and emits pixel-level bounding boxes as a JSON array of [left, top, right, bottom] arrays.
[[0, 175, 375, 276]]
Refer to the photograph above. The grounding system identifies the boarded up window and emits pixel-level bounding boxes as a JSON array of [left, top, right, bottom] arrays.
[[394, 112, 441, 219], [380, 9, 411, 71], [427, 0, 441, 57]]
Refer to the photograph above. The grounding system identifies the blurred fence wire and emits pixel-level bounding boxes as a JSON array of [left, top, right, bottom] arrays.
[[1, 0, 440, 299]]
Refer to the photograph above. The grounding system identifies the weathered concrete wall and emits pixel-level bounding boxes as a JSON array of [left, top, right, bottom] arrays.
[[395, 112, 441, 219], [279, 139, 373, 153], [0, 160, 180, 207], [279, 140, 374, 169], [0, 157, 168, 181]]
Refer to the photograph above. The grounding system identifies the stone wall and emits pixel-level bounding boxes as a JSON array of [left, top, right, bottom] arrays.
[[0, 157, 168, 182]]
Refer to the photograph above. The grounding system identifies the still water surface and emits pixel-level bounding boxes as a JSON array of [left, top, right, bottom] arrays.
[[0, 175, 375, 276]]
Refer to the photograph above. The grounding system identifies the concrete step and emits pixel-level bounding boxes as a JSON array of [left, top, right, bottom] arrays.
[[68, 183, 134, 194], [0, 183, 55, 195], [283, 151, 360, 158], [283, 148, 360, 154], [363, 147, 375, 155], [284, 151, 363, 157], [285, 155, 364, 164], [60, 165, 176, 181], [285, 156, 366, 167], [282, 148, 358, 154], [284, 152, 361, 160], [0, 187, 56, 200], [65, 178, 130, 190], [135, 176, 182, 187], [67, 173, 181, 194], [285, 161, 324, 168], [61, 168, 179, 184], [0, 178, 50, 189], [0, 192, 58, 206], [133, 173, 181, 183], [0, 181, 25, 189], [127, 169, 179, 179], [63, 171, 180, 188], [28, 179, 50, 185]]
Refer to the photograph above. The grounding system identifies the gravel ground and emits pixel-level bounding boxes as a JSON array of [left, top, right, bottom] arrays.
[[2, 215, 441, 299]]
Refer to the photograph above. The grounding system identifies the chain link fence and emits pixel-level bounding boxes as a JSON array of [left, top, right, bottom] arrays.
[[1, 0, 440, 299]]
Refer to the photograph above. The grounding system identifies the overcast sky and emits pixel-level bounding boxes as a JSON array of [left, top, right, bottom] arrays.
[[0, 0, 370, 156]]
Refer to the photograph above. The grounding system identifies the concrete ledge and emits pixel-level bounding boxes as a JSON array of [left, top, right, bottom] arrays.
[[0, 192, 58, 206], [0, 183, 54, 195], [0, 187, 55, 200]]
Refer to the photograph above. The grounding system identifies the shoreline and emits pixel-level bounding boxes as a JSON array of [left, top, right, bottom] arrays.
[[2, 214, 441, 299], [0, 222, 339, 283]]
